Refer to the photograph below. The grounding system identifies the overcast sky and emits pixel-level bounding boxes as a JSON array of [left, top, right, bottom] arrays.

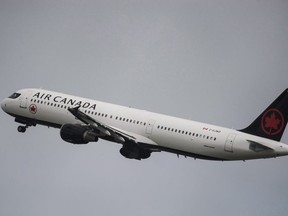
[[1, 1, 288, 216]]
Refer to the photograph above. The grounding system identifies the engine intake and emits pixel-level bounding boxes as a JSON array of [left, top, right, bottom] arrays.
[[60, 124, 98, 144]]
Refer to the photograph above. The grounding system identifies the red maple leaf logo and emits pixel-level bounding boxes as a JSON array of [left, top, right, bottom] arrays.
[[29, 104, 37, 114], [261, 109, 284, 136], [264, 112, 281, 130]]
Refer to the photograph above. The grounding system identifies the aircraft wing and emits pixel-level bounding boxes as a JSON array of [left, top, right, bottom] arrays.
[[68, 106, 157, 146]]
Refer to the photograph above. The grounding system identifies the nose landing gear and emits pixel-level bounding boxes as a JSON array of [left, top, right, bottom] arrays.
[[17, 125, 27, 133], [15, 118, 36, 133]]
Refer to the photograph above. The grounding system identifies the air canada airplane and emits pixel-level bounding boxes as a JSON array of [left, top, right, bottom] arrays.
[[1, 88, 288, 161]]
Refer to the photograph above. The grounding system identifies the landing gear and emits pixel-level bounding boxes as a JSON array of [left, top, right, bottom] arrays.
[[17, 125, 27, 133], [15, 118, 36, 133]]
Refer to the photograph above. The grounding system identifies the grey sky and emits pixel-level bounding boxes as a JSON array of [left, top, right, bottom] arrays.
[[1, 1, 288, 216]]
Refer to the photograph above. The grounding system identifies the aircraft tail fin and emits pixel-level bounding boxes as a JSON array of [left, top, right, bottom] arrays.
[[239, 89, 288, 141]]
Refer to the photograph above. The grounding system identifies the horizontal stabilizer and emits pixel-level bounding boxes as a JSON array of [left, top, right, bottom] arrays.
[[247, 140, 274, 152]]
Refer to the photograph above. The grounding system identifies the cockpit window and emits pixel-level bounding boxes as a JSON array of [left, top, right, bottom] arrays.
[[8, 93, 21, 99]]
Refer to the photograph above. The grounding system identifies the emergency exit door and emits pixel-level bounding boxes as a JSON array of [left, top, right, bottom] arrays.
[[146, 120, 156, 135]]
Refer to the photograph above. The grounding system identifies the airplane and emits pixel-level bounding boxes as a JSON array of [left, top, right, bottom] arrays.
[[1, 88, 288, 161]]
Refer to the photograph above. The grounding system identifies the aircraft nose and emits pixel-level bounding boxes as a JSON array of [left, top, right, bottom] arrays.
[[1, 99, 7, 112]]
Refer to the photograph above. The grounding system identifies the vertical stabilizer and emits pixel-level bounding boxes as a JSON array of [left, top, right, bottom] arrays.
[[239, 89, 288, 141]]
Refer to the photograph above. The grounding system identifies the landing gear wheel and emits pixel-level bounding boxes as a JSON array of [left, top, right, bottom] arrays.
[[17, 126, 26, 133]]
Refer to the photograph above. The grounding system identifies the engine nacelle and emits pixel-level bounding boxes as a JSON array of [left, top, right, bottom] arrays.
[[60, 124, 98, 144], [120, 145, 151, 160]]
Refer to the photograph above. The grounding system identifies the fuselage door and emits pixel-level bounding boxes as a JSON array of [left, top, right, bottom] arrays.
[[146, 119, 156, 135], [225, 134, 236, 152], [19, 91, 32, 109]]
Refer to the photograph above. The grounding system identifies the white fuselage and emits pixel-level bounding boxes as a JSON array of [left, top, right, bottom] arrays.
[[2, 88, 288, 160]]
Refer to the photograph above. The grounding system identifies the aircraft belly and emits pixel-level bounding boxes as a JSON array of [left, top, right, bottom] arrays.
[[151, 133, 225, 159]]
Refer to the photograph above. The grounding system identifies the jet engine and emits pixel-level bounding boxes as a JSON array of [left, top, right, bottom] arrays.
[[60, 124, 98, 144], [120, 145, 151, 160]]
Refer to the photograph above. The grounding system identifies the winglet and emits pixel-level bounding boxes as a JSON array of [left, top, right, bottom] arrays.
[[68, 105, 81, 114]]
